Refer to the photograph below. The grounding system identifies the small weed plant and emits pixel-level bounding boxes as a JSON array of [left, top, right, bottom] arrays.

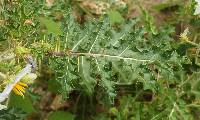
[[0, 0, 200, 120]]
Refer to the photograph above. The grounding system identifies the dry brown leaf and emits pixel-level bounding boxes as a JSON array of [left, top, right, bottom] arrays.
[[50, 95, 70, 110], [46, 0, 54, 7]]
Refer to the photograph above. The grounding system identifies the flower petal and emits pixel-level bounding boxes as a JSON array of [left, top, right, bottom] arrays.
[[0, 104, 7, 110], [195, 0, 200, 15]]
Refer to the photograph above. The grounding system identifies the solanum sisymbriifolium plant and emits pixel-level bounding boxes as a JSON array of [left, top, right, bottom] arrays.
[[1, 0, 200, 119]]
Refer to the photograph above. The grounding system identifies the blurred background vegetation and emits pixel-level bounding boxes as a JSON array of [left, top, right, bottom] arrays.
[[1, 0, 200, 120]]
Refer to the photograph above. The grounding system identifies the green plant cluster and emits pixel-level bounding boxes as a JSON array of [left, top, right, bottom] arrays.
[[0, 0, 200, 120]]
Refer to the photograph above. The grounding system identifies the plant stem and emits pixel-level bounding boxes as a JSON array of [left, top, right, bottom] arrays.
[[49, 51, 154, 62], [71, 52, 153, 62]]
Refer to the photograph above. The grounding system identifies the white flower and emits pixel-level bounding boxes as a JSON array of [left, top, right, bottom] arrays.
[[0, 64, 32, 109], [194, 0, 200, 15], [0, 104, 7, 110]]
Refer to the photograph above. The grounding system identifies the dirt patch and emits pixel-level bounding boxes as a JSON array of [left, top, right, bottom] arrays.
[[127, 0, 179, 26]]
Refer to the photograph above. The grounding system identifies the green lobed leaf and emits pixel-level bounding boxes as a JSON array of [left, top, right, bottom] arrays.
[[7, 92, 35, 114]]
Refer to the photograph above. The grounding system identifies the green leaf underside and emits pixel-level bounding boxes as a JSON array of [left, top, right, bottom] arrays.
[[48, 111, 75, 120], [39, 17, 62, 35]]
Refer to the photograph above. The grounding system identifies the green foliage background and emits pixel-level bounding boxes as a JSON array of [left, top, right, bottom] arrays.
[[1, 0, 200, 120]]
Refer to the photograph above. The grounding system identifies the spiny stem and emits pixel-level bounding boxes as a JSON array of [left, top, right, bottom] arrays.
[[89, 24, 104, 53], [118, 46, 129, 56], [88, 35, 99, 53], [64, 33, 68, 50], [168, 103, 175, 119], [113, 34, 125, 46], [95, 58, 101, 71], [72, 35, 87, 51]]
